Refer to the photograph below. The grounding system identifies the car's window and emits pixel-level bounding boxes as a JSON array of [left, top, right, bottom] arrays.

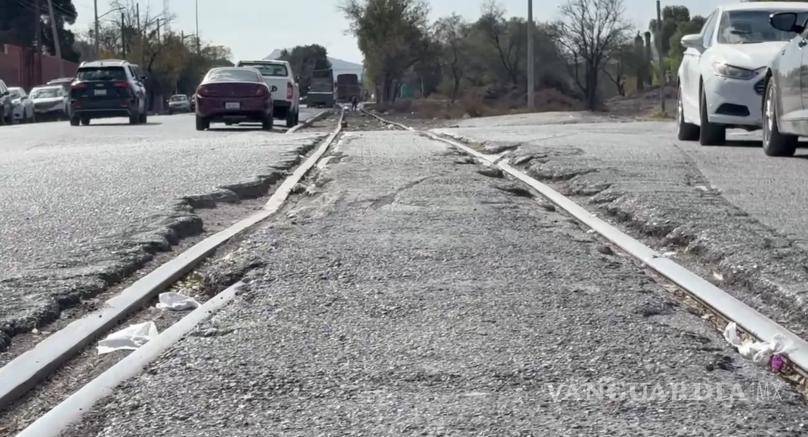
[[239, 63, 288, 77], [718, 10, 807, 44], [170, 95, 188, 101], [9, 89, 23, 98], [701, 12, 718, 48], [205, 68, 261, 82], [30, 87, 62, 99], [76, 67, 127, 81]]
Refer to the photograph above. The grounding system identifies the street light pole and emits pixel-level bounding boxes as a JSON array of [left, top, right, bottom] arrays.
[[46, 0, 64, 77], [527, 0, 534, 109], [94, 0, 99, 57]]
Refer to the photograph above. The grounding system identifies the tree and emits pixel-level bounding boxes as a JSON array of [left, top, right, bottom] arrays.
[[279, 45, 331, 95], [475, 2, 524, 87], [341, 0, 431, 103], [554, 0, 630, 109], [433, 14, 467, 102], [0, 0, 80, 61]]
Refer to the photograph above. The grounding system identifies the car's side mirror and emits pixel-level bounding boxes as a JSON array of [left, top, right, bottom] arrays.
[[771, 12, 805, 34], [681, 34, 703, 51]]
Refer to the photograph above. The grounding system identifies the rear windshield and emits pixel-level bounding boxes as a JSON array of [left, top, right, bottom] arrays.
[[76, 67, 127, 81], [239, 63, 288, 77], [205, 68, 261, 83], [170, 95, 188, 101], [30, 87, 62, 98]]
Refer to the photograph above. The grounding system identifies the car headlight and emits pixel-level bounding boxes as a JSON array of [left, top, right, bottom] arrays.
[[713, 63, 764, 80]]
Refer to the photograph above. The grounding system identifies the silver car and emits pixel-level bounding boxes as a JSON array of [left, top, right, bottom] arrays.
[[168, 94, 191, 114], [30, 85, 69, 120], [9, 87, 35, 123]]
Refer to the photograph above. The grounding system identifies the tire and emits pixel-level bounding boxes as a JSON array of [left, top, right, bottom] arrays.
[[676, 86, 700, 141], [80, 117, 91, 126], [262, 114, 274, 131], [196, 115, 209, 131], [129, 113, 139, 124], [140, 112, 148, 124], [762, 78, 798, 157], [699, 85, 726, 146], [70, 116, 80, 126]]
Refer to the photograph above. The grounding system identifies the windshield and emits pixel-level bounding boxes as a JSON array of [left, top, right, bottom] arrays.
[[76, 67, 127, 81], [239, 63, 288, 77], [205, 68, 261, 83], [9, 89, 23, 98], [170, 95, 188, 101], [30, 87, 62, 99], [718, 10, 807, 44]]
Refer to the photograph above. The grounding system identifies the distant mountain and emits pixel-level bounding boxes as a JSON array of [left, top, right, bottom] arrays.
[[263, 50, 364, 81]]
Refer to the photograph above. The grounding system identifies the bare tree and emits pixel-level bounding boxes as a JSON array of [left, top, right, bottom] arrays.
[[433, 14, 467, 102], [554, 0, 630, 109], [477, 2, 523, 87]]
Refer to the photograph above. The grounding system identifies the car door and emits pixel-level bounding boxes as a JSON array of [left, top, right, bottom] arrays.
[[682, 12, 716, 117]]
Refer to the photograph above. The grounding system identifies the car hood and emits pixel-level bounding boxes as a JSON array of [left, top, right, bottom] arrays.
[[32, 97, 64, 104], [714, 42, 788, 69]]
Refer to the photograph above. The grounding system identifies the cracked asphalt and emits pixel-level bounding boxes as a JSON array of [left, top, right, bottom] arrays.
[[63, 128, 807, 436], [0, 109, 324, 349]]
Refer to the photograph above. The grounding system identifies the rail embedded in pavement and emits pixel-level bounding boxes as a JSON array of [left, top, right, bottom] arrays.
[[0, 109, 346, 415], [360, 108, 808, 376]]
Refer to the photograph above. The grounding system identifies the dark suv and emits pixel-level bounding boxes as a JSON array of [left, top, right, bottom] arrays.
[[69, 60, 148, 126], [0, 79, 12, 125]]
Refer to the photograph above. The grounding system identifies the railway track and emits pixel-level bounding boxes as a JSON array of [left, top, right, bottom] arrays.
[[360, 108, 808, 381], [0, 109, 345, 436]]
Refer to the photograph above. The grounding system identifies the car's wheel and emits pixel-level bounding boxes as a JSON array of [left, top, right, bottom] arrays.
[[286, 109, 298, 128], [196, 115, 209, 131], [262, 114, 274, 131], [762, 78, 797, 157], [699, 84, 726, 146], [225, 121, 234, 126], [140, 112, 148, 124], [168, 109, 173, 115], [677, 86, 699, 141], [80, 117, 91, 126], [70, 116, 80, 126]]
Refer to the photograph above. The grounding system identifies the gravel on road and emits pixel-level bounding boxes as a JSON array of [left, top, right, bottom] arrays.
[[62, 129, 806, 436]]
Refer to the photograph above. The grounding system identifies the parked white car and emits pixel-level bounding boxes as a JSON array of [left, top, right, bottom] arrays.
[[236, 60, 300, 127], [677, 2, 808, 145], [9, 87, 35, 123], [167, 94, 191, 114], [30, 85, 69, 120]]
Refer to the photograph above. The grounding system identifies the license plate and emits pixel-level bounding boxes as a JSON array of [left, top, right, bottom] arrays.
[[225, 102, 240, 110], [94, 89, 107, 96]]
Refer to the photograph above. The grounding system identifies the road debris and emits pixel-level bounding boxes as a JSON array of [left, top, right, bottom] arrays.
[[723, 322, 793, 368], [97, 322, 158, 355], [156, 292, 200, 311]]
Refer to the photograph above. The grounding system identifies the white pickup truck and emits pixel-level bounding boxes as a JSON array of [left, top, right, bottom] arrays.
[[236, 60, 300, 127]]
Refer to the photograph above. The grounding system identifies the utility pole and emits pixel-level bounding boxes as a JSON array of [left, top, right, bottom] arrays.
[[46, 0, 64, 77], [527, 0, 534, 109], [94, 0, 99, 57], [33, 0, 41, 52], [121, 12, 127, 58], [656, 0, 665, 114], [195, 0, 200, 54]]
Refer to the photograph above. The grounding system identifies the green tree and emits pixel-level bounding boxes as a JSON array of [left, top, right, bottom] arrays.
[[0, 0, 80, 62], [341, 0, 431, 103], [279, 45, 331, 95]]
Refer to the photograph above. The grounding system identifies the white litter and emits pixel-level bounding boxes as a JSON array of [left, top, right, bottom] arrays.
[[723, 322, 793, 367], [156, 292, 200, 311], [97, 322, 158, 355]]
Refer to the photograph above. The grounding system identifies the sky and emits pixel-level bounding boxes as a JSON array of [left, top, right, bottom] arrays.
[[71, 0, 735, 64]]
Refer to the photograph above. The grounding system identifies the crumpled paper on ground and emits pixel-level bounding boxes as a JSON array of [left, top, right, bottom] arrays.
[[97, 322, 158, 355], [723, 322, 793, 369], [156, 292, 200, 311]]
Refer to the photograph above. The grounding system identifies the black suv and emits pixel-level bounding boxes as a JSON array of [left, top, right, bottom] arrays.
[[69, 60, 148, 126]]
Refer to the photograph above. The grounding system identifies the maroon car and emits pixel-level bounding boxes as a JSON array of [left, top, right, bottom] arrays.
[[195, 67, 273, 131]]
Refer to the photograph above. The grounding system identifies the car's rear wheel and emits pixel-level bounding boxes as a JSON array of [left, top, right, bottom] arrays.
[[80, 117, 91, 126], [762, 78, 797, 157], [677, 86, 699, 141], [196, 115, 209, 131], [699, 85, 726, 146], [70, 116, 80, 126], [286, 110, 298, 128], [262, 114, 274, 131], [139, 111, 148, 124]]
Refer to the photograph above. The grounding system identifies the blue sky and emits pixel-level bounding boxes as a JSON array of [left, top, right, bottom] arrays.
[[72, 0, 734, 63]]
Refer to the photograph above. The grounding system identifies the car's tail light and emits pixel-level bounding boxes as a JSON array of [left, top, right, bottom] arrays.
[[255, 85, 267, 97], [287, 82, 294, 100], [197, 85, 211, 97], [70, 82, 87, 95]]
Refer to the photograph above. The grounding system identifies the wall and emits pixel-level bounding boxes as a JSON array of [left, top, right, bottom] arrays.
[[0, 44, 78, 89]]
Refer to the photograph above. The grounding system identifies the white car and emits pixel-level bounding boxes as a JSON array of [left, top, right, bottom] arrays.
[[9, 87, 35, 123], [677, 2, 808, 145], [30, 85, 69, 120], [168, 94, 191, 114], [236, 60, 300, 127]]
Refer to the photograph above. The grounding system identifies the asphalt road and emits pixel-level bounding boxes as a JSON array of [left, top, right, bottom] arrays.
[[63, 127, 806, 436], [440, 113, 808, 338], [0, 108, 325, 347]]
